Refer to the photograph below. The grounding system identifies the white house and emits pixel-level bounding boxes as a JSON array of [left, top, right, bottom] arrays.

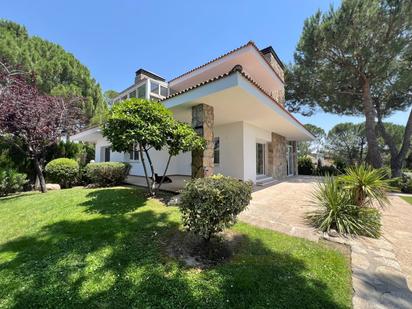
[[72, 41, 314, 185]]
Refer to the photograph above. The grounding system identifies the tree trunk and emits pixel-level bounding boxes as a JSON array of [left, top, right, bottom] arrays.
[[157, 154, 172, 192], [377, 107, 412, 178], [361, 77, 382, 168], [143, 147, 156, 195], [139, 144, 152, 195], [33, 157, 47, 193]]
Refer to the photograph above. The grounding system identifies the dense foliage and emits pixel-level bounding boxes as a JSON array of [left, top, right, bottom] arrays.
[[0, 20, 106, 123], [103, 98, 204, 194], [85, 162, 131, 187], [0, 63, 83, 192], [307, 176, 382, 238], [298, 156, 315, 175], [45, 158, 79, 188], [0, 168, 27, 196], [180, 175, 252, 241], [286, 0, 412, 169]]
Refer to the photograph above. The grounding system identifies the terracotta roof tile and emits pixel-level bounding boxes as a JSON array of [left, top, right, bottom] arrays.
[[162, 66, 313, 138]]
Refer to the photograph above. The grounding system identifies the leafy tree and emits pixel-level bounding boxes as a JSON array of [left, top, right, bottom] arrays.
[[298, 124, 325, 158], [0, 19, 106, 123], [102, 98, 205, 195], [286, 0, 412, 169], [326, 123, 366, 166], [0, 62, 82, 192]]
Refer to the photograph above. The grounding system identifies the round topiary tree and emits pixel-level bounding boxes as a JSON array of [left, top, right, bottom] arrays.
[[45, 158, 79, 188], [180, 175, 253, 242]]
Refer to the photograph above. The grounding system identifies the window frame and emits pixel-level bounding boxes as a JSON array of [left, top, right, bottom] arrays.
[[213, 137, 220, 165], [128, 143, 140, 162]]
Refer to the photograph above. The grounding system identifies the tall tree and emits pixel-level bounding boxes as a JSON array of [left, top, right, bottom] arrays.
[[0, 19, 106, 123], [326, 123, 366, 166], [286, 0, 412, 168], [298, 124, 326, 158], [0, 62, 82, 192]]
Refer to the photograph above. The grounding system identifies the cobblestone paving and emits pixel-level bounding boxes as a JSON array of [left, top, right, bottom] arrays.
[[240, 177, 412, 309]]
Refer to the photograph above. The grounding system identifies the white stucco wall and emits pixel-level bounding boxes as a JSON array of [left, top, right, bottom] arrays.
[[213, 122, 244, 179], [94, 136, 191, 176]]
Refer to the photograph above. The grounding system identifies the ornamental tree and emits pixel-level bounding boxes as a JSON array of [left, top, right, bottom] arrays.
[[102, 98, 205, 195], [286, 0, 412, 169], [0, 62, 83, 192]]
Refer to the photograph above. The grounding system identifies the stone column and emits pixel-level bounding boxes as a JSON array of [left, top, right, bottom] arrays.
[[267, 132, 287, 179], [191, 104, 214, 178]]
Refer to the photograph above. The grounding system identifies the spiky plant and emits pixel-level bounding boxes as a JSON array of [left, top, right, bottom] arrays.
[[307, 176, 381, 238], [340, 165, 390, 208]]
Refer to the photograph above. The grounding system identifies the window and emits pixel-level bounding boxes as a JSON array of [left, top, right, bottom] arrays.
[[213, 137, 220, 164], [160, 86, 168, 97], [150, 81, 159, 95], [129, 144, 139, 161], [137, 85, 146, 98], [102, 147, 111, 162], [129, 89, 136, 98]]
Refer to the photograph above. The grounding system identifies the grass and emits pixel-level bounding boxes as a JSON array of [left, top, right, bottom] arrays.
[[0, 187, 352, 308], [401, 196, 412, 205]]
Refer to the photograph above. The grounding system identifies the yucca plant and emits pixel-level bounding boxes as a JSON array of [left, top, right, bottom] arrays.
[[307, 176, 381, 238], [339, 164, 390, 208]]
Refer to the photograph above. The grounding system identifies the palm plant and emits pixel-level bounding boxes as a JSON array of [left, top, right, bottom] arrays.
[[339, 164, 390, 208], [307, 176, 381, 238]]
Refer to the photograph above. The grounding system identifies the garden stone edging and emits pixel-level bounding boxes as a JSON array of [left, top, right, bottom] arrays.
[[322, 233, 412, 309]]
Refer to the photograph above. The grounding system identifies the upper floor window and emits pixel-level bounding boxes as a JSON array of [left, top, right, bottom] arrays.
[[160, 86, 168, 97], [137, 85, 146, 98], [150, 81, 159, 95], [129, 89, 136, 98]]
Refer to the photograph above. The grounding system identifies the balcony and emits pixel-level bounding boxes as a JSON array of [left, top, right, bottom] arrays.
[[112, 78, 169, 105]]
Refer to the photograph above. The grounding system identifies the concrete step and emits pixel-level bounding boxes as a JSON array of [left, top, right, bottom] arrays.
[[256, 176, 277, 186]]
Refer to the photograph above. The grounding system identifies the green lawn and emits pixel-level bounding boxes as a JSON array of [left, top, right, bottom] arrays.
[[0, 187, 352, 308], [401, 196, 412, 205]]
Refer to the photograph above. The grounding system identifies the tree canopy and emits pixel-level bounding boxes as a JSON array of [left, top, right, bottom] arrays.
[[0, 19, 106, 123], [286, 0, 412, 168], [298, 124, 325, 158], [103, 99, 204, 195]]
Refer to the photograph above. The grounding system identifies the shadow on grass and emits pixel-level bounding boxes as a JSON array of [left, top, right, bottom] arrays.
[[79, 187, 148, 215], [0, 188, 349, 308]]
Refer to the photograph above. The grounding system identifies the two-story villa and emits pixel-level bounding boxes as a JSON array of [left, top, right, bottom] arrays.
[[72, 41, 314, 185]]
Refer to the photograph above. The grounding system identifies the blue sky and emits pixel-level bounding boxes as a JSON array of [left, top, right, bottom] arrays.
[[2, 0, 409, 132]]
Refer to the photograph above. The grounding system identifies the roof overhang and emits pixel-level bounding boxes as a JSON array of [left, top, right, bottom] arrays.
[[71, 126, 102, 143], [164, 71, 314, 141]]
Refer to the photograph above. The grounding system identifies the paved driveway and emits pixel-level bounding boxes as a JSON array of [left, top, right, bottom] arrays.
[[240, 176, 412, 308]]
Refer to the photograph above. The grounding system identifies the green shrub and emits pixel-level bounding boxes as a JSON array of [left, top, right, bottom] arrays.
[[298, 156, 314, 175], [315, 165, 340, 176], [400, 173, 412, 193], [340, 165, 390, 208], [387, 177, 402, 192], [45, 158, 79, 188], [85, 162, 131, 187], [307, 176, 381, 238], [180, 175, 253, 241], [0, 168, 28, 196]]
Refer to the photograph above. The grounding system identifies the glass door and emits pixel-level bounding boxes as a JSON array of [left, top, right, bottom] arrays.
[[287, 145, 293, 176], [256, 143, 265, 175]]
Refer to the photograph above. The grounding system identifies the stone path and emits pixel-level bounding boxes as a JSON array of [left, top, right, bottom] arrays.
[[240, 176, 412, 309]]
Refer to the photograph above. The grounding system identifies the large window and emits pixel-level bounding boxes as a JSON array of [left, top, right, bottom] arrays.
[[160, 86, 168, 97], [150, 81, 159, 95], [129, 144, 139, 161], [137, 85, 146, 98], [129, 89, 136, 98], [213, 137, 220, 164]]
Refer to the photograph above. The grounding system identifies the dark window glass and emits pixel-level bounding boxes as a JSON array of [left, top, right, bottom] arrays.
[[150, 81, 159, 94], [137, 85, 146, 98], [214, 137, 220, 164], [129, 144, 139, 161], [129, 90, 136, 98], [104, 147, 111, 162], [160, 86, 168, 97]]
